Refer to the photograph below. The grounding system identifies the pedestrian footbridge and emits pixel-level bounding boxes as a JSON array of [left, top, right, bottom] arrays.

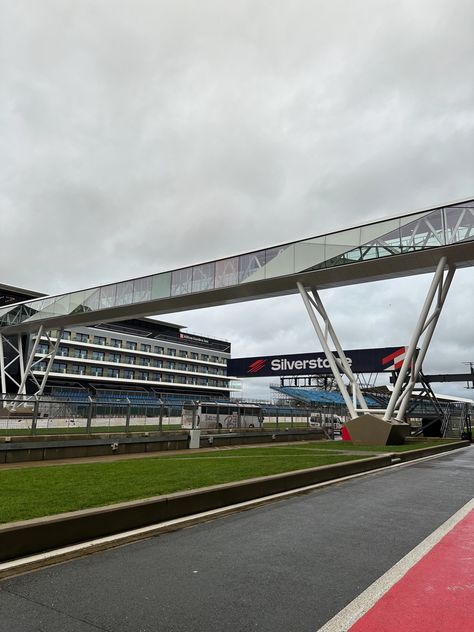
[[1, 197, 473, 437]]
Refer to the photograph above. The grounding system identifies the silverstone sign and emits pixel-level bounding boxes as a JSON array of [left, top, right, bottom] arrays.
[[227, 347, 407, 377]]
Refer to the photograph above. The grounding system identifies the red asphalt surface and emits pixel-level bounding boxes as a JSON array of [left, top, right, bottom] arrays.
[[349, 508, 474, 631]]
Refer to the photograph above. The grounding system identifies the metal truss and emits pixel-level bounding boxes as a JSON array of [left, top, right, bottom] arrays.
[[297, 282, 368, 419], [0, 325, 63, 405], [384, 256, 455, 421], [298, 255, 455, 423]]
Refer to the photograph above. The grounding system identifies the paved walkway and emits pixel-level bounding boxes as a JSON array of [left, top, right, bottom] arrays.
[[351, 505, 474, 631]]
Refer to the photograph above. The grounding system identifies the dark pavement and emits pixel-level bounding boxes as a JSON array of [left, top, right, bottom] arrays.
[[0, 447, 472, 632]]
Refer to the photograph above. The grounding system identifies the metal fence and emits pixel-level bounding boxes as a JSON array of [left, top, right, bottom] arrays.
[[0, 395, 339, 437]]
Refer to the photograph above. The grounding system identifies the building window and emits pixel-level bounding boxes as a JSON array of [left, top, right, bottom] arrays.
[[140, 343, 151, 353], [126, 341, 137, 351], [154, 359, 162, 368], [110, 338, 122, 348], [152, 373, 161, 381], [90, 366, 103, 377], [107, 368, 119, 378], [71, 364, 85, 375], [210, 356, 218, 363], [124, 355, 135, 365], [37, 343, 49, 354], [52, 362, 67, 374], [139, 371, 149, 381], [75, 333, 89, 343], [92, 351, 105, 361], [166, 362, 175, 370], [190, 352, 198, 359], [167, 348, 176, 356], [109, 352, 121, 363], [201, 354, 209, 361], [62, 331, 71, 340], [36, 361, 47, 372], [177, 363, 186, 371], [139, 357, 151, 366], [58, 346, 69, 357], [93, 335, 106, 346], [74, 348, 88, 359], [123, 369, 134, 380], [209, 379, 217, 386], [178, 350, 187, 358], [154, 346, 164, 354]]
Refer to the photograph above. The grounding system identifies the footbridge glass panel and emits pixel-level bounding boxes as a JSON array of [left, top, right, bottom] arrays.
[[0, 199, 473, 333]]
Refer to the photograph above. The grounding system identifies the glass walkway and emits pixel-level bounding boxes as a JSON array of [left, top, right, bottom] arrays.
[[1, 198, 473, 334]]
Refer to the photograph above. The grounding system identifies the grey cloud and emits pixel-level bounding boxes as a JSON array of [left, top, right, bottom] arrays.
[[0, 0, 473, 398]]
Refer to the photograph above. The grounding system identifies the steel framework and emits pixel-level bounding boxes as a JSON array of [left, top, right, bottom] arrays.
[[297, 282, 368, 419], [384, 257, 455, 421], [0, 325, 63, 405], [298, 256, 455, 423]]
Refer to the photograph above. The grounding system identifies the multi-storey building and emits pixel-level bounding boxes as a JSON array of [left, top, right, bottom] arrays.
[[0, 283, 233, 399]]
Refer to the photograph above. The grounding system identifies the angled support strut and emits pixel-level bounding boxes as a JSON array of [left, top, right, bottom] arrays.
[[297, 282, 367, 419], [384, 256, 455, 421], [0, 326, 63, 406]]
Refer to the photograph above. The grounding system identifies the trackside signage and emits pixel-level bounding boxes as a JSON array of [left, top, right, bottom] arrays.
[[227, 347, 407, 377]]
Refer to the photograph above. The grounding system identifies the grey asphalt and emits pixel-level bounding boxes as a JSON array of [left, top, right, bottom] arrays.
[[0, 447, 472, 632]]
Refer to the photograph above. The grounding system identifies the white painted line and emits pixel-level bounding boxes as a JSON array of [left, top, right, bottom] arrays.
[[0, 447, 468, 580], [318, 496, 474, 632]]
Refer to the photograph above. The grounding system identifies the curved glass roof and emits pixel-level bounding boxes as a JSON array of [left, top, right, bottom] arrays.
[[1, 198, 473, 334]]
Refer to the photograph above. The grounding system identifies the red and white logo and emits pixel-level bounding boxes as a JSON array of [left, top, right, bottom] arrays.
[[382, 347, 407, 371], [247, 359, 266, 374]]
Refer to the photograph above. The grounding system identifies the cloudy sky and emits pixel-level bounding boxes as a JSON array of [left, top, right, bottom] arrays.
[[1, 0, 473, 398]]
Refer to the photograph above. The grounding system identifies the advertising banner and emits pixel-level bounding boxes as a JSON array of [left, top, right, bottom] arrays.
[[227, 347, 407, 377]]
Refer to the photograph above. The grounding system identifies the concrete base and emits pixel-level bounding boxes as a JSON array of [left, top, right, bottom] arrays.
[[344, 414, 410, 446], [188, 429, 201, 449]]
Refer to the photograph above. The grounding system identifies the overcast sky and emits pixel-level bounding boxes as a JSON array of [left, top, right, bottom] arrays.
[[1, 0, 473, 399]]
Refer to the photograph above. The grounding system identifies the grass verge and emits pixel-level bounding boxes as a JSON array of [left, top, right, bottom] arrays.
[[0, 439, 455, 524], [0, 448, 366, 524]]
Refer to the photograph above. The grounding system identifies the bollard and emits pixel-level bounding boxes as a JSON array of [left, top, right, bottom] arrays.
[[31, 398, 40, 436], [86, 398, 94, 434], [159, 401, 164, 433], [125, 400, 131, 432]]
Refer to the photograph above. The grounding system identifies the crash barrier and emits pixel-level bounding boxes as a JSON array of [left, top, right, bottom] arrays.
[[0, 429, 326, 464]]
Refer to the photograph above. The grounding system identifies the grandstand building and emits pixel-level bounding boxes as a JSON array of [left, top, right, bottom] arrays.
[[0, 283, 233, 400]]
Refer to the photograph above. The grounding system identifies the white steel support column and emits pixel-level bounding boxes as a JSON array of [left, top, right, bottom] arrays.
[[4, 325, 63, 410], [383, 257, 455, 421], [0, 334, 26, 395], [36, 328, 63, 396], [16, 325, 44, 396], [394, 264, 455, 421], [297, 282, 366, 419], [309, 289, 368, 412], [0, 334, 6, 395], [17, 334, 25, 392]]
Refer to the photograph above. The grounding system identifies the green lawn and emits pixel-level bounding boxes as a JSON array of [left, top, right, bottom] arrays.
[[0, 448, 365, 524], [0, 439, 454, 524]]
